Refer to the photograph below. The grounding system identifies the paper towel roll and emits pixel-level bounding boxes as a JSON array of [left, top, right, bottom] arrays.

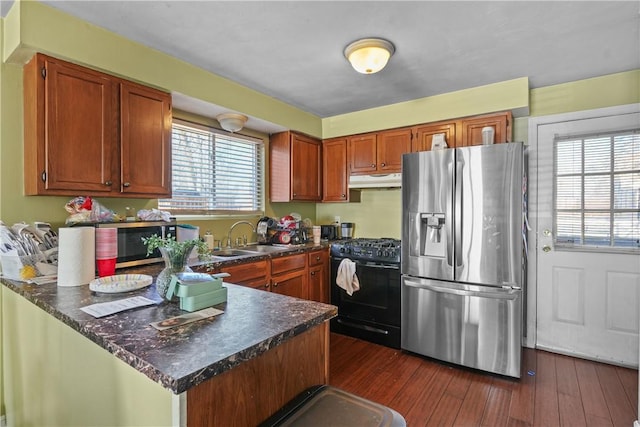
[[57, 227, 96, 287]]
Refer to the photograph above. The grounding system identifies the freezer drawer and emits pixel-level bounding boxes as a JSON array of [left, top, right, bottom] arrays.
[[401, 276, 522, 378]]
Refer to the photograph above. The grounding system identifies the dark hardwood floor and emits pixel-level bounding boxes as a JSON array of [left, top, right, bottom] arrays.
[[329, 333, 638, 426]]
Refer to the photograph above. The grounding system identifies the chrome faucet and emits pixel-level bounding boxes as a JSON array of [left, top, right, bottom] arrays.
[[227, 220, 256, 248]]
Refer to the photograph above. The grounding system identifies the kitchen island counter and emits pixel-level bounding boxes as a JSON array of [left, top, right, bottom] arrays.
[[1, 269, 336, 425]]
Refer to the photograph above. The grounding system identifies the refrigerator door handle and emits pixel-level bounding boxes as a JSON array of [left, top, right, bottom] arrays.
[[454, 155, 464, 269], [403, 279, 520, 300]]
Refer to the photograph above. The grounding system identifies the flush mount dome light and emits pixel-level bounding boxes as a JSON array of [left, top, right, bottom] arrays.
[[344, 38, 395, 74], [216, 113, 248, 133]]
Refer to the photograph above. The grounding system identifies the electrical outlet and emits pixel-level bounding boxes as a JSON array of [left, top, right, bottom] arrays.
[[334, 216, 341, 224]]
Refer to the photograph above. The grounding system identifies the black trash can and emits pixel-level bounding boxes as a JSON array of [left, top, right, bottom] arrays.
[[260, 385, 406, 427]]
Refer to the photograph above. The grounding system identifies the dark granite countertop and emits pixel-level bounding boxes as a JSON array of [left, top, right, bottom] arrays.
[[1, 245, 337, 394], [190, 241, 331, 271]]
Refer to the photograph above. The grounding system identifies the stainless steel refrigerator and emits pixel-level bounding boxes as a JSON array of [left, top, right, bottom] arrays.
[[401, 142, 526, 378]]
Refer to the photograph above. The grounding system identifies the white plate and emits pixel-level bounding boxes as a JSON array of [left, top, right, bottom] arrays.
[[89, 274, 153, 294]]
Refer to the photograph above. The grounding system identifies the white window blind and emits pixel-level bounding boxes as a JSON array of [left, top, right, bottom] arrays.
[[554, 129, 640, 251], [159, 120, 264, 215]]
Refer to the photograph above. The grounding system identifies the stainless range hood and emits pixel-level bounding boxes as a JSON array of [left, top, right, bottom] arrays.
[[348, 173, 402, 189]]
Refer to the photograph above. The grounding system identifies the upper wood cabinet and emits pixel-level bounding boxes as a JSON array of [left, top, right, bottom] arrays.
[[23, 53, 172, 198], [270, 131, 322, 202], [348, 133, 378, 174], [459, 111, 512, 147], [120, 81, 172, 196], [412, 121, 457, 152], [322, 137, 349, 202], [348, 128, 411, 175]]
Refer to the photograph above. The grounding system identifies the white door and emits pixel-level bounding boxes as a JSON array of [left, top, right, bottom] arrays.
[[534, 106, 640, 367]]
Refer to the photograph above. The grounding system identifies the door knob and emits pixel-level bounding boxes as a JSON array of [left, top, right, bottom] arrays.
[[542, 245, 551, 252]]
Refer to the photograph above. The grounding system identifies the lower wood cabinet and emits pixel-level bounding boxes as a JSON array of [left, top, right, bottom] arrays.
[[307, 249, 329, 304], [215, 259, 270, 291], [202, 249, 330, 302]]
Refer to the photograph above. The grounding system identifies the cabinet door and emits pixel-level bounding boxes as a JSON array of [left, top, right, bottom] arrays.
[[322, 138, 349, 202], [120, 81, 172, 197], [412, 121, 457, 152], [291, 133, 322, 201], [26, 55, 117, 195], [219, 260, 270, 290], [308, 249, 329, 303], [348, 133, 378, 175], [377, 128, 412, 172], [459, 111, 512, 147], [272, 269, 307, 299]]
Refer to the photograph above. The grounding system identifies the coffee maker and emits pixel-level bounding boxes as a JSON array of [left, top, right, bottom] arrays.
[[340, 222, 354, 239]]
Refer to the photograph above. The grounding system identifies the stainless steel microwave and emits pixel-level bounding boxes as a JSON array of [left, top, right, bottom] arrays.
[[95, 220, 177, 268]]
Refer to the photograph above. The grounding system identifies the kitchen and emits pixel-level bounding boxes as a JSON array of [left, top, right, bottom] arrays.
[[1, 1, 639, 426]]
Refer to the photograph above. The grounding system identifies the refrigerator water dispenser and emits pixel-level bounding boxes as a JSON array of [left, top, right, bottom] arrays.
[[421, 213, 446, 258]]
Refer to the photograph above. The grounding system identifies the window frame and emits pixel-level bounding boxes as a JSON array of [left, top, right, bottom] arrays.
[[159, 119, 265, 217], [553, 128, 640, 254]]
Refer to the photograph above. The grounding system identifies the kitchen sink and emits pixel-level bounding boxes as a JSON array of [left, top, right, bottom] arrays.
[[209, 249, 258, 258], [243, 245, 290, 253]]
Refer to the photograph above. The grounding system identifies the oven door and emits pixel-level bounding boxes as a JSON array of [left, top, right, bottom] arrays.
[[330, 257, 401, 348]]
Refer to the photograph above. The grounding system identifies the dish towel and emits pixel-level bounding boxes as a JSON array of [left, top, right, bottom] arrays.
[[336, 258, 360, 296]]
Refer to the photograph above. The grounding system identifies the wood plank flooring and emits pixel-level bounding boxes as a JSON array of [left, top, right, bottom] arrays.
[[329, 333, 638, 426]]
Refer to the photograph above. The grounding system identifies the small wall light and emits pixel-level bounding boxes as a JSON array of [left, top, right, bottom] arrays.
[[216, 113, 248, 133], [344, 38, 395, 74]]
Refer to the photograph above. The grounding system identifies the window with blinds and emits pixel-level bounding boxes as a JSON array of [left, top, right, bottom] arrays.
[[554, 129, 640, 251], [159, 121, 264, 215]]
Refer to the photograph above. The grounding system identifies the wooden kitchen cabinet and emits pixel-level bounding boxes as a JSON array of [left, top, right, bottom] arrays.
[[459, 111, 512, 147], [271, 253, 307, 299], [348, 133, 378, 174], [23, 53, 172, 198], [322, 137, 349, 202], [376, 128, 412, 172], [412, 120, 457, 152], [119, 81, 172, 196], [348, 129, 411, 175], [207, 249, 329, 301], [216, 259, 270, 291], [270, 131, 322, 202], [307, 249, 329, 304]]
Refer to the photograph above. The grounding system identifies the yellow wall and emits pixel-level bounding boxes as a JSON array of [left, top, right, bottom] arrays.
[[318, 71, 640, 238], [2, 288, 174, 426]]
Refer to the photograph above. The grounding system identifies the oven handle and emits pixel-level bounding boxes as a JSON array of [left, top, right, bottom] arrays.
[[403, 279, 520, 300], [333, 259, 400, 270]]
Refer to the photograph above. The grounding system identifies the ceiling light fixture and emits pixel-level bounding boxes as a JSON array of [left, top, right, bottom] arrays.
[[216, 113, 248, 133], [344, 38, 395, 74]]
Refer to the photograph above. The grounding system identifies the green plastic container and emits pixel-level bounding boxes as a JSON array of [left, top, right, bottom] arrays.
[[179, 287, 228, 312]]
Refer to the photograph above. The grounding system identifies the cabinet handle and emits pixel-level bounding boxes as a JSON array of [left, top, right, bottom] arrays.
[[341, 194, 346, 198], [293, 193, 297, 197], [104, 180, 112, 186], [273, 282, 278, 288], [370, 164, 375, 168], [123, 182, 131, 187], [264, 283, 270, 289], [316, 256, 321, 261], [381, 162, 386, 167], [310, 271, 316, 276]]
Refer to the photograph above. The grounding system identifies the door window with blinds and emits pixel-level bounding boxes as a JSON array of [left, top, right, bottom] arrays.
[[554, 129, 640, 251], [159, 120, 264, 215]]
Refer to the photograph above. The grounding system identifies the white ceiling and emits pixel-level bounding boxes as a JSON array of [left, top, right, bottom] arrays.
[[7, 1, 640, 132]]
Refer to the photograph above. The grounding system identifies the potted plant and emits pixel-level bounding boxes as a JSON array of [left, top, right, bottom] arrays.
[[142, 234, 209, 301]]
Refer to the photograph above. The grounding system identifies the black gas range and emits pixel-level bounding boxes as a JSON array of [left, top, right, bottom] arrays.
[[330, 238, 401, 264], [330, 238, 401, 349]]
